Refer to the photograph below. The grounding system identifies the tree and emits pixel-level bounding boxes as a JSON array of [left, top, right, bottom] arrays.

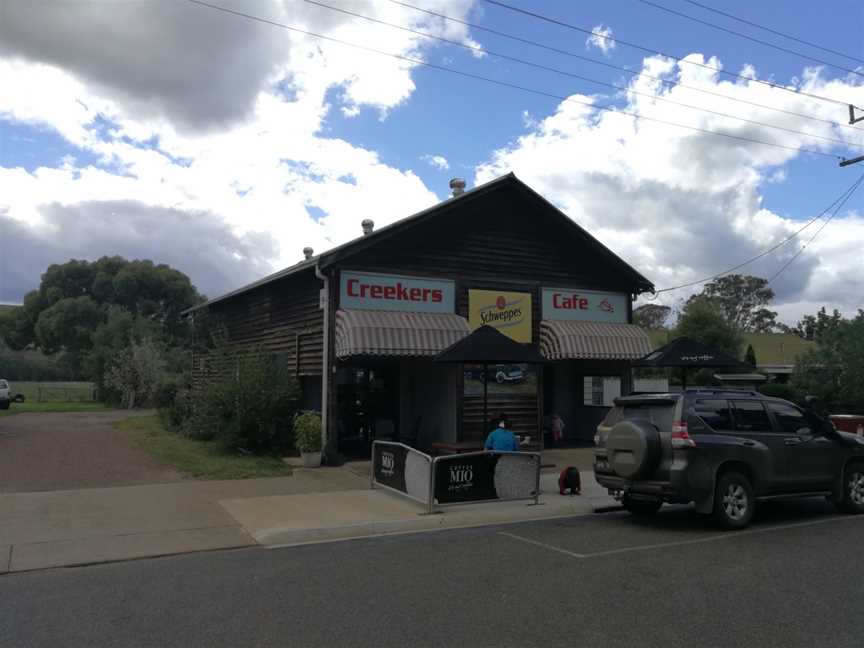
[[0, 257, 204, 383], [791, 307, 843, 341], [633, 304, 672, 329], [675, 296, 743, 358], [745, 344, 757, 367], [105, 337, 167, 409], [793, 310, 864, 411], [701, 274, 778, 332]]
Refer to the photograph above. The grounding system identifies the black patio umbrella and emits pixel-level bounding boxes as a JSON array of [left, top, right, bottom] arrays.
[[434, 325, 547, 434], [633, 337, 753, 389]]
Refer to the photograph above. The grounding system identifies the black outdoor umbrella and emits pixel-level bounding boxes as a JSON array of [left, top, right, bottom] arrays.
[[434, 325, 547, 434], [633, 336, 753, 389]]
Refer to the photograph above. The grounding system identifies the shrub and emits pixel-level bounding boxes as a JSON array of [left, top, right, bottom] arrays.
[[156, 374, 193, 431], [294, 412, 322, 453], [185, 347, 300, 453], [104, 337, 167, 408]]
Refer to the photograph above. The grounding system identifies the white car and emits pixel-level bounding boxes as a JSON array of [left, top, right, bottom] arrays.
[[0, 379, 10, 410]]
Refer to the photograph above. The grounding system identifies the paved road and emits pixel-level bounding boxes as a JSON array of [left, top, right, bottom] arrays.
[[3, 500, 863, 647], [0, 411, 182, 492]]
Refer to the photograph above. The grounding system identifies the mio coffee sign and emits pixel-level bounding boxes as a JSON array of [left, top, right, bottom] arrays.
[[373, 443, 409, 493], [340, 271, 455, 314], [433, 454, 500, 504], [541, 288, 628, 324]]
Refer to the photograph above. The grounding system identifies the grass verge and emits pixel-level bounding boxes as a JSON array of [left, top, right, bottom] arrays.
[[0, 401, 112, 416], [117, 415, 292, 480]]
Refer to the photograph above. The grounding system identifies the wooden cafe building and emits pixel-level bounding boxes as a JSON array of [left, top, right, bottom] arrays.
[[188, 174, 655, 456]]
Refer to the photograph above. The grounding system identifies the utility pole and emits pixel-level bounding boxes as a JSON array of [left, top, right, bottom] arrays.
[[839, 155, 864, 167], [839, 105, 864, 167]]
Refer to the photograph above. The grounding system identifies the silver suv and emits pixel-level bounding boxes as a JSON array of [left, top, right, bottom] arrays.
[[0, 379, 10, 410]]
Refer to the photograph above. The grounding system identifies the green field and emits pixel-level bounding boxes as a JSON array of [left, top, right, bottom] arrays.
[[0, 401, 111, 417], [4, 381, 96, 402]]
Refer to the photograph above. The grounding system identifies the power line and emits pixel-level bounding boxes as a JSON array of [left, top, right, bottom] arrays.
[[632, 0, 864, 79], [184, 0, 841, 161], [388, 0, 864, 134], [767, 173, 864, 285], [653, 172, 864, 295], [302, 0, 861, 151], [480, 0, 858, 109], [682, 0, 864, 66]]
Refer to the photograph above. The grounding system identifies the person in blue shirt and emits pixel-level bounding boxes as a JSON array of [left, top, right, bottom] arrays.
[[484, 414, 521, 452]]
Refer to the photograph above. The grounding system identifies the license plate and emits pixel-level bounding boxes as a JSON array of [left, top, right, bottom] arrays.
[[595, 460, 609, 471]]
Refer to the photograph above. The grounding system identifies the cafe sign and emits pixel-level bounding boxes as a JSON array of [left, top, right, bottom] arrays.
[[541, 288, 628, 324], [468, 289, 532, 343], [340, 271, 455, 313]]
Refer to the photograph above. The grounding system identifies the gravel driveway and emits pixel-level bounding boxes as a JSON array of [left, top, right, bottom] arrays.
[[0, 411, 183, 493]]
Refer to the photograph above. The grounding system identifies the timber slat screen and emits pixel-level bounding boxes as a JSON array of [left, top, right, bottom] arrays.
[[462, 394, 538, 441]]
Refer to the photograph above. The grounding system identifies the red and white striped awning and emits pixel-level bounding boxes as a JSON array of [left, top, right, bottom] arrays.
[[540, 320, 651, 360], [335, 309, 470, 359]]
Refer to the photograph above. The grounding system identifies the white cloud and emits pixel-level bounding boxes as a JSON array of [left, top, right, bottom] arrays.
[[476, 55, 864, 324], [422, 154, 450, 171], [0, 0, 480, 299], [585, 24, 616, 57]]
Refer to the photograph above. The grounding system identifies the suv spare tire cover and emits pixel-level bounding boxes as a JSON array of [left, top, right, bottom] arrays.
[[606, 419, 661, 480]]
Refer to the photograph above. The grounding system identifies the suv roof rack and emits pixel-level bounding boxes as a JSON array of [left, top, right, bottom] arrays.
[[683, 387, 761, 397]]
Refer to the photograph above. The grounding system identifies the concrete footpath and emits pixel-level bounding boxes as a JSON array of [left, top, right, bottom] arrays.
[[0, 469, 365, 573], [1, 449, 613, 573], [222, 470, 615, 548]]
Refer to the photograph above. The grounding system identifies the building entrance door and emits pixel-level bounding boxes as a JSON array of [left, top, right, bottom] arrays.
[[336, 364, 400, 457]]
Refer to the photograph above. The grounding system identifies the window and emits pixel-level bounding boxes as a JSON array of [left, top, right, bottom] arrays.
[[693, 399, 733, 430], [767, 402, 812, 435], [583, 376, 621, 407], [732, 401, 772, 432], [621, 405, 675, 430]]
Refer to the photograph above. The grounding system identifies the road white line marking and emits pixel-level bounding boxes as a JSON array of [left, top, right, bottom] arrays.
[[498, 531, 588, 558], [500, 514, 864, 560]]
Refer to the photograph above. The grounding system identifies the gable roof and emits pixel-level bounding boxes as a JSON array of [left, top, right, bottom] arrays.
[[187, 173, 653, 313]]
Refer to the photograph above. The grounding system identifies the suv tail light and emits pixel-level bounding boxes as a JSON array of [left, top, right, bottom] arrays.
[[671, 420, 696, 449]]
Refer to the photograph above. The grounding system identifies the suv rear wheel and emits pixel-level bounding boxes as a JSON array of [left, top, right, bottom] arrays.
[[713, 471, 755, 530], [838, 462, 864, 514], [622, 496, 662, 516]]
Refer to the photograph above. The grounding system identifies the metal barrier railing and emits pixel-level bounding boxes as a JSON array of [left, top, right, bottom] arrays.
[[371, 441, 541, 514], [370, 441, 434, 506]]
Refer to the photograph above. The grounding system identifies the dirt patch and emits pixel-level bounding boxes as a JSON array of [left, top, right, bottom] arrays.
[[0, 410, 184, 493]]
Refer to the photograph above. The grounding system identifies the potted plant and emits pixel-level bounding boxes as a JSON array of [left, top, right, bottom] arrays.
[[294, 411, 323, 467]]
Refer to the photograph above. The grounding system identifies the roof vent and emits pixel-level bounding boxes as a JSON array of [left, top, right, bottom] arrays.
[[361, 219, 374, 236], [303, 247, 314, 260], [449, 177, 466, 197]]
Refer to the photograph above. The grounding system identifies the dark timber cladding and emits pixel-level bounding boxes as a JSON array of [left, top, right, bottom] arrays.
[[188, 173, 654, 451], [194, 267, 324, 376]]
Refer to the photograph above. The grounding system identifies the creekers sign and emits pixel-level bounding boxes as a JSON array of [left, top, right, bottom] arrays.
[[541, 288, 628, 324], [468, 289, 532, 342], [340, 271, 455, 313]]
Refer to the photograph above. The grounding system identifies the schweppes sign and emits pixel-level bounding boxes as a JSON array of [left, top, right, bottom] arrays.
[[468, 289, 532, 343]]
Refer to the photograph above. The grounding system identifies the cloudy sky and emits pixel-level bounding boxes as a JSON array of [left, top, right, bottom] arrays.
[[1, 0, 862, 324]]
